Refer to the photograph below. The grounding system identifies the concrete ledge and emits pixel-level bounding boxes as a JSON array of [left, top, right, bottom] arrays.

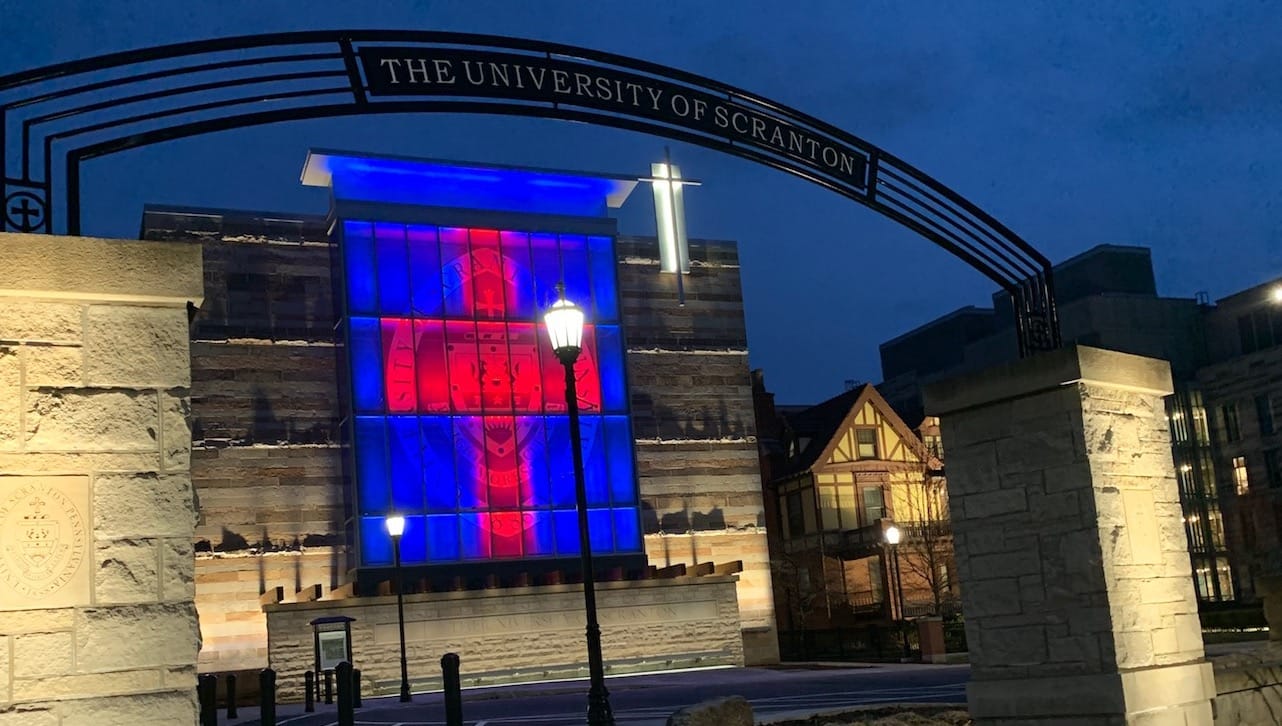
[[924, 345, 1173, 417], [0, 233, 203, 305]]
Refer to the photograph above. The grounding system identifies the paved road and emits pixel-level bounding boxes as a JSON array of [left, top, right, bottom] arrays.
[[227, 663, 969, 725]]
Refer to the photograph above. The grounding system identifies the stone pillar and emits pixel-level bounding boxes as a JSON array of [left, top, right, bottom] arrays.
[[924, 346, 1215, 725], [0, 233, 203, 726]]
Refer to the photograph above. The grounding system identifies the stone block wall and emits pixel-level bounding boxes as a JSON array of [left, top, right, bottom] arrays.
[[0, 233, 203, 725], [618, 237, 778, 664], [265, 575, 743, 700], [926, 346, 1215, 725]]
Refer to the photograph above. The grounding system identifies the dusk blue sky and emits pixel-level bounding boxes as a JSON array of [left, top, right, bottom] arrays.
[[3, 1, 1280, 404]]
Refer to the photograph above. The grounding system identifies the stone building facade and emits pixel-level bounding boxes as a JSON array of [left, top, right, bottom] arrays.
[[141, 178, 776, 675], [1196, 277, 1282, 600]]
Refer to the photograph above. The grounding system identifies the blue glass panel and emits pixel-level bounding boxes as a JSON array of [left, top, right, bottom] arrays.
[[522, 511, 554, 557], [360, 516, 393, 566], [529, 233, 562, 313], [596, 325, 627, 414], [454, 417, 488, 509], [408, 226, 444, 316], [587, 509, 613, 553], [420, 417, 457, 511], [553, 509, 580, 556], [604, 416, 637, 506], [459, 513, 492, 559], [543, 417, 576, 507], [499, 231, 536, 319], [612, 508, 642, 551], [349, 317, 384, 412], [375, 223, 411, 314], [588, 236, 619, 322], [559, 235, 591, 316], [517, 418, 551, 507], [399, 515, 429, 564], [426, 514, 461, 562], [580, 416, 609, 507], [387, 417, 423, 512], [355, 417, 388, 514], [342, 221, 377, 315]]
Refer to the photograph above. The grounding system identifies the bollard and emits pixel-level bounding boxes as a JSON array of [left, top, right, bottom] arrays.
[[198, 674, 218, 726], [226, 672, 239, 719], [335, 661, 355, 726], [304, 670, 315, 713], [324, 669, 334, 704], [352, 668, 362, 708], [259, 668, 277, 726], [442, 652, 463, 726]]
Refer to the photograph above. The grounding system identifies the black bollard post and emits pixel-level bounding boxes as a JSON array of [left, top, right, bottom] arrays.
[[352, 668, 362, 708], [304, 671, 315, 713], [226, 672, 239, 719], [259, 668, 277, 726], [442, 652, 463, 726], [335, 661, 355, 726], [198, 674, 218, 726], [324, 669, 334, 704]]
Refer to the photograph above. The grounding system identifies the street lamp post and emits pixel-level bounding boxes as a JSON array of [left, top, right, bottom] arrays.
[[544, 283, 615, 726], [384, 514, 412, 703], [884, 524, 910, 660]]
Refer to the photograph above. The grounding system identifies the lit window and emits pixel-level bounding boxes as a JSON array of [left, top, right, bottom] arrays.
[[862, 487, 885, 522], [1233, 456, 1250, 495], [856, 428, 879, 459]]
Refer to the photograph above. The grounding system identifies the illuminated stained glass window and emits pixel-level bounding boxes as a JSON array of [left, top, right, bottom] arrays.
[[339, 221, 641, 568]]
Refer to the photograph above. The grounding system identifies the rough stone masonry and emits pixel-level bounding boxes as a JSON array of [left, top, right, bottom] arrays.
[[0, 233, 203, 726], [925, 346, 1216, 725]]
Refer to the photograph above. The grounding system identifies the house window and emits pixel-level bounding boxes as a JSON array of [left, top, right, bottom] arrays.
[[1233, 456, 1250, 495], [856, 428, 879, 459], [924, 434, 943, 459], [786, 491, 805, 536], [1257, 394, 1276, 436], [1222, 404, 1241, 442], [868, 558, 884, 602], [862, 487, 885, 522], [1266, 449, 1282, 489], [1239, 310, 1280, 354]]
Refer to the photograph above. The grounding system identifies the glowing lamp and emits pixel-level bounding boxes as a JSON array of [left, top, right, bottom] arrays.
[[544, 284, 585, 363], [1271, 285, 1282, 303], [385, 514, 406, 539], [885, 524, 901, 546]]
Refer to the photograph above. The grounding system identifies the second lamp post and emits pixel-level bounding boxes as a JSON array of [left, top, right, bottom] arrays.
[[884, 524, 910, 659], [385, 514, 412, 702], [544, 283, 615, 726]]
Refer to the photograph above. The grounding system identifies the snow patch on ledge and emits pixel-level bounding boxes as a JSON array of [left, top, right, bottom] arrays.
[[194, 338, 335, 347], [627, 348, 748, 355], [635, 436, 755, 445]]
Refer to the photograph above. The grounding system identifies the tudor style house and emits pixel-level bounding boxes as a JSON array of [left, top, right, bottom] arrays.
[[754, 376, 955, 646]]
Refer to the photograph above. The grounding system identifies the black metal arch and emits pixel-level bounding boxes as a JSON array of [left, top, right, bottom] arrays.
[[0, 30, 1060, 354]]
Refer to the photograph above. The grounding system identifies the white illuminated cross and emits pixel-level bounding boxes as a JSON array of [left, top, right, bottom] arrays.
[[640, 161, 701, 275]]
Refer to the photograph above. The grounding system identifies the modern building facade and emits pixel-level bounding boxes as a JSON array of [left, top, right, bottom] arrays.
[[877, 244, 1234, 604], [1196, 277, 1282, 600], [141, 151, 778, 679]]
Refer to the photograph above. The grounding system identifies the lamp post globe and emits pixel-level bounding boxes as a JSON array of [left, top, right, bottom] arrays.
[[384, 515, 411, 702], [884, 524, 901, 546], [1271, 285, 1282, 304], [544, 283, 585, 363], [543, 283, 614, 726]]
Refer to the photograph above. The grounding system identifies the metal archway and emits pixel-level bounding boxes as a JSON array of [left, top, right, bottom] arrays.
[[0, 30, 1059, 354]]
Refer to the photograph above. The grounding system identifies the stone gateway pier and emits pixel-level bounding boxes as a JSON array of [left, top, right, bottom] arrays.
[[925, 346, 1216, 725], [0, 233, 203, 726]]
